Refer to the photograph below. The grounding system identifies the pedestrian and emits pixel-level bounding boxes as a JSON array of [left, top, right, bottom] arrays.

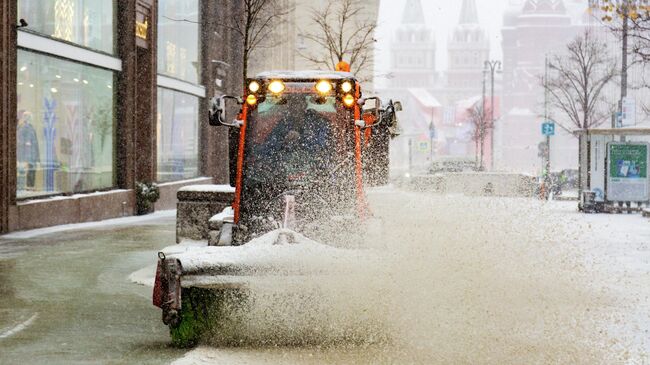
[[17, 110, 40, 190]]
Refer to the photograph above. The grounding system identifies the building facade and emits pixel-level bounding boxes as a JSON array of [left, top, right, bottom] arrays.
[[0, 0, 242, 234], [498, 0, 584, 174]]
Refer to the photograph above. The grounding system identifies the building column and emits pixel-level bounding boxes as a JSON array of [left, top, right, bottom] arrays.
[[0, 1, 18, 234], [116, 0, 158, 192], [199, 0, 243, 185]]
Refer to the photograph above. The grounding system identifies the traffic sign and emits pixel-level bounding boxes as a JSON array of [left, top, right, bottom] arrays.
[[541, 122, 555, 136], [418, 141, 429, 152], [621, 97, 636, 127], [615, 112, 623, 128]]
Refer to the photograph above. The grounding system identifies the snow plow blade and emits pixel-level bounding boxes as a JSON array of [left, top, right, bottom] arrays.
[[153, 229, 371, 347]]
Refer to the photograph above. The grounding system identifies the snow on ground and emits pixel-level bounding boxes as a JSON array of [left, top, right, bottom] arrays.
[[129, 265, 157, 287], [0, 209, 176, 240], [16, 189, 130, 205], [169, 190, 650, 364], [178, 184, 235, 193], [0, 313, 39, 340]]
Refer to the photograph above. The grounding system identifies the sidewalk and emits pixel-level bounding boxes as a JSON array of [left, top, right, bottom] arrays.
[[1, 209, 176, 240], [0, 213, 184, 364]]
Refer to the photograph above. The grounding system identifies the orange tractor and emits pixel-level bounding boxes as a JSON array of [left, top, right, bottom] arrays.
[[153, 69, 400, 346]]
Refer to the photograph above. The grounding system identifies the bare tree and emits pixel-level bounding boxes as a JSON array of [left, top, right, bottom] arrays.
[[595, 0, 650, 63], [468, 103, 493, 171], [299, 0, 376, 77], [543, 30, 617, 130], [228, 0, 292, 85], [615, 8, 650, 118]]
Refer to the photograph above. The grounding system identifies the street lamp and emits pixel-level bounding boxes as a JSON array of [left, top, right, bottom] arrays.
[[484, 60, 501, 171]]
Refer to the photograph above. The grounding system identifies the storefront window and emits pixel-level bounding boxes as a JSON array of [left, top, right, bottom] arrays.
[[17, 0, 114, 54], [158, 0, 200, 84], [16, 50, 115, 199], [157, 88, 200, 182]]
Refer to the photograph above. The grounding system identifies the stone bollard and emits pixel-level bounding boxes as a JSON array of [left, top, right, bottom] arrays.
[[175, 185, 235, 243]]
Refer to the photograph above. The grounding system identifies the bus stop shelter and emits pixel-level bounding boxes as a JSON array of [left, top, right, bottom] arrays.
[[575, 128, 650, 212]]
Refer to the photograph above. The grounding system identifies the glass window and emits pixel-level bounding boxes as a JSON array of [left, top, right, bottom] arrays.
[[16, 50, 115, 199], [158, 0, 200, 84], [156, 88, 200, 182], [17, 0, 114, 54]]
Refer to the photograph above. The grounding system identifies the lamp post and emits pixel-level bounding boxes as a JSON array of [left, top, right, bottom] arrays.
[[484, 60, 501, 171]]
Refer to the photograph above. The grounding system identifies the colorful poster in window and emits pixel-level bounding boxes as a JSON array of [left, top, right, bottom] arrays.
[[607, 143, 649, 202]]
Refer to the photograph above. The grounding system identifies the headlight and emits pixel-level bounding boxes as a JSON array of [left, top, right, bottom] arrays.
[[248, 81, 260, 93], [246, 94, 258, 105], [315, 80, 333, 94], [268, 80, 285, 94], [340, 81, 353, 93], [342, 94, 355, 107]]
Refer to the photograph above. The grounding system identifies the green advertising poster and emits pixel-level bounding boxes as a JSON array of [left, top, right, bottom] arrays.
[[609, 144, 648, 179]]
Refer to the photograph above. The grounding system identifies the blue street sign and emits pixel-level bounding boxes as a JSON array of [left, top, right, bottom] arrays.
[[541, 122, 555, 136], [615, 112, 623, 128], [429, 122, 436, 139]]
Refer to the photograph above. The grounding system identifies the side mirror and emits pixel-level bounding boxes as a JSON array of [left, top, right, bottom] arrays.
[[209, 95, 243, 127], [358, 96, 382, 129], [361, 97, 382, 119], [385, 100, 402, 137]]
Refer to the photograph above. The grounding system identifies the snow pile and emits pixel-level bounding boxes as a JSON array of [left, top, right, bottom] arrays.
[[208, 207, 234, 224], [161, 229, 372, 276], [17, 189, 130, 206]]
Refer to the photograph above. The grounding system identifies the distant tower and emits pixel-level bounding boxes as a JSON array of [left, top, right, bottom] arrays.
[[387, 0, 436, 90], [446, 0, 490, 103]]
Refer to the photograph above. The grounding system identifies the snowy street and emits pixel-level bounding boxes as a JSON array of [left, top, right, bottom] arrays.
[[4, 0, 650, 363], [1, 189, 649, 364]]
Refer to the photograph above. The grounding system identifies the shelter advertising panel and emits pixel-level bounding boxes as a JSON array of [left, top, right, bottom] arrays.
[[606, 142, 649, 202]]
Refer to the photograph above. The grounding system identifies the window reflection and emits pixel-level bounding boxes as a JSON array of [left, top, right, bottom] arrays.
[[158, 0, 200, 83], [16, 50, 115, 199], [18, 0, 114, 54], [156, 88, 200, 182]]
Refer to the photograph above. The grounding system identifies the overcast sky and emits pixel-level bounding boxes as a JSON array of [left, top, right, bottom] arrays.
[[375, 0, 514, 78]]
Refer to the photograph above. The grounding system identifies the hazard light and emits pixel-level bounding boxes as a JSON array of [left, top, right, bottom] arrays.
[[246, 94, 258, 106], [315, 80, 333, 94], [340, 81, 353, 93], [268, 80, 285, 94], [342, 94, 355, 107], [248, 81, 261, 93]]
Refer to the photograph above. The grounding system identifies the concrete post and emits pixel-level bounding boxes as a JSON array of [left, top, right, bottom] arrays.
[[116, 0, 158, 192], [0, 1, 18, 233]]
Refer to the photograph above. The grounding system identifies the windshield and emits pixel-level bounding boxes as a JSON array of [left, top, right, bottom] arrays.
[[243, 92, 349, 186], [239, 88, 356, 223]]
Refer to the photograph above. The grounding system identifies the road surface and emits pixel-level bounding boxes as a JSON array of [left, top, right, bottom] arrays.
[[1, 189, 649, 364]]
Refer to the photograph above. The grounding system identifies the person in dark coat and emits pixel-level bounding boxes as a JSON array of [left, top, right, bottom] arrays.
[[17, 111, 40, 189]]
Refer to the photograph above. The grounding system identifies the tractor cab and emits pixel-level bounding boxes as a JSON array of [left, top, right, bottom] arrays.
[[209, 70, 400, 243]]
